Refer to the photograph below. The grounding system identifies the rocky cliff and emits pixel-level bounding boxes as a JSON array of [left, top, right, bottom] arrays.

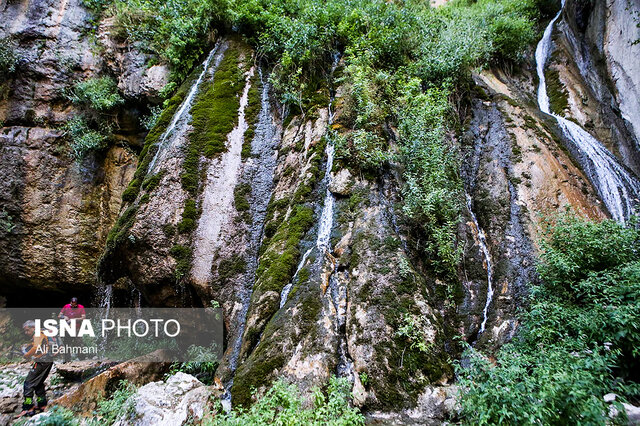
[[1, 0, 640, 423], [0, 0, 167, 302]]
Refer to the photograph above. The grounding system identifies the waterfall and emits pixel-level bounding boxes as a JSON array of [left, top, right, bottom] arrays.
[[227, 70, 280, 373], [465, 194, 494, 335], [535, 2, 640, 222], [279, 88, 337, 309], [190, 67, 255, 285], [146, 42, 226, 174]]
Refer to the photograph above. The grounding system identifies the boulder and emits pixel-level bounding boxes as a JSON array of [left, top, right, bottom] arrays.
[[114, 372, 218, 426], [55, 360, 116, 382], [53, 350, 173, 414]]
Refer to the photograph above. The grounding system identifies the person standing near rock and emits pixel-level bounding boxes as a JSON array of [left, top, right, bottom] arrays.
[[58, 297, 86, 362], [16, 321, 53, 418]]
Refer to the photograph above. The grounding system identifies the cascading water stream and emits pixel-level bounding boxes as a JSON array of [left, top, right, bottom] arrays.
[[219, 70, 280, 410], [146, 42, 226, 173], [535, 1, 640, 222], [279, 86, 337, 309], [227, 70, 280, 373], [465, 194, 494, 335]]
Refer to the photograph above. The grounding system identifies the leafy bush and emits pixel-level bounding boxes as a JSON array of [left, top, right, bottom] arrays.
[[109, 0, 228, 82], [62, 116, 109, 159], [457, 215, 640, 424], [398, 81, 462, 276], [210, 377, 364, 425], [93, 380, 137, 424], [68, 77, 124, 111]]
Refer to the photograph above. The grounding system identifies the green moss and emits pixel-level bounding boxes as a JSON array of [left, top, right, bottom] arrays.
[[189, 47, 244, 158], [117, 66, 198, 204], [178, 198, 198, 233], [231, 353, 286, 408], [242, 72, 263, 160], [545, 67, 569, 114], [141, 171, 165, 192], [234, 183, 251, 212], [121, 179, 141, 202], [104, 205, 138, 251], [218, 254, 247, 281], [255, 205, 314, 294], [170, 244, 192, 280], [139, 193, 150, 204], [162, 223, 176, 237], [180, 44, 249, 197]]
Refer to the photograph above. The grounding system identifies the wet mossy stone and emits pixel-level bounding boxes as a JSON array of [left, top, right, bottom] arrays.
[[218, 254, 247, 281], [243, 71, 263, 159], [545, 67, 569, 115], [170, 244, 192, 280], [178, 198, 199, 233]]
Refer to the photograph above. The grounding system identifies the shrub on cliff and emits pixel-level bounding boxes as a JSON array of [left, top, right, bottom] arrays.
[[68, 77, 124, 112], [456, 215, 640, 424], [210, 377, 364, 425], [62, 116, 109, 160]]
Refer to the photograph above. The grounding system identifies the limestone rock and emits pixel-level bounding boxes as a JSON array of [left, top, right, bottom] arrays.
[[114, 372, 217, 426], [54, 350, 173, 414], [55, 360, 115, 382], [329, 169, 353, 195]]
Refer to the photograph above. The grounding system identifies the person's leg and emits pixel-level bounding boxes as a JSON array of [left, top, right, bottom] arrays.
[[19, 364, 38, 415], [34, 362, 53, 411]]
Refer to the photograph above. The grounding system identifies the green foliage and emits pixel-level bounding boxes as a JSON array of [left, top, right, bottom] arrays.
[[25, 406, 77, 425], [81, 0, 114, 14], [0, 38, 17, 79], [62, 116, 109, 160], [0, 209, 17, 233], [457, 214, 640, 425], [141, 105, 163, 130], [108, 0, 228, 82], [211, 377, 364, 425], [68, 77, 124, 111], [168, 344, 220, 384], [398, 82, 462, 276], [334, 130, 389, 172], [538, 214, 640, 291], [397, 313, 433, 355], [93, 380, 136, 424]]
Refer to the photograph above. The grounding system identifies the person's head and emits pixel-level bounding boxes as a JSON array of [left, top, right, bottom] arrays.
[[22, 320, 35, 336], [70, 297, 78, 308]]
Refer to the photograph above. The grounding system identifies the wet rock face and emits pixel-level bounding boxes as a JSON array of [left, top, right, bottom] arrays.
[[460, 68, 607, 347]]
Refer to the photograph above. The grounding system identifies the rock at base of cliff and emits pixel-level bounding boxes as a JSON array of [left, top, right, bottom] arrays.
[[114, 372, 218, 426]]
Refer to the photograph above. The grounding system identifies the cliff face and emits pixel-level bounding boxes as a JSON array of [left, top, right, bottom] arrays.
[[0, 0, 166, 300], [2, 0, 640, 422]]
